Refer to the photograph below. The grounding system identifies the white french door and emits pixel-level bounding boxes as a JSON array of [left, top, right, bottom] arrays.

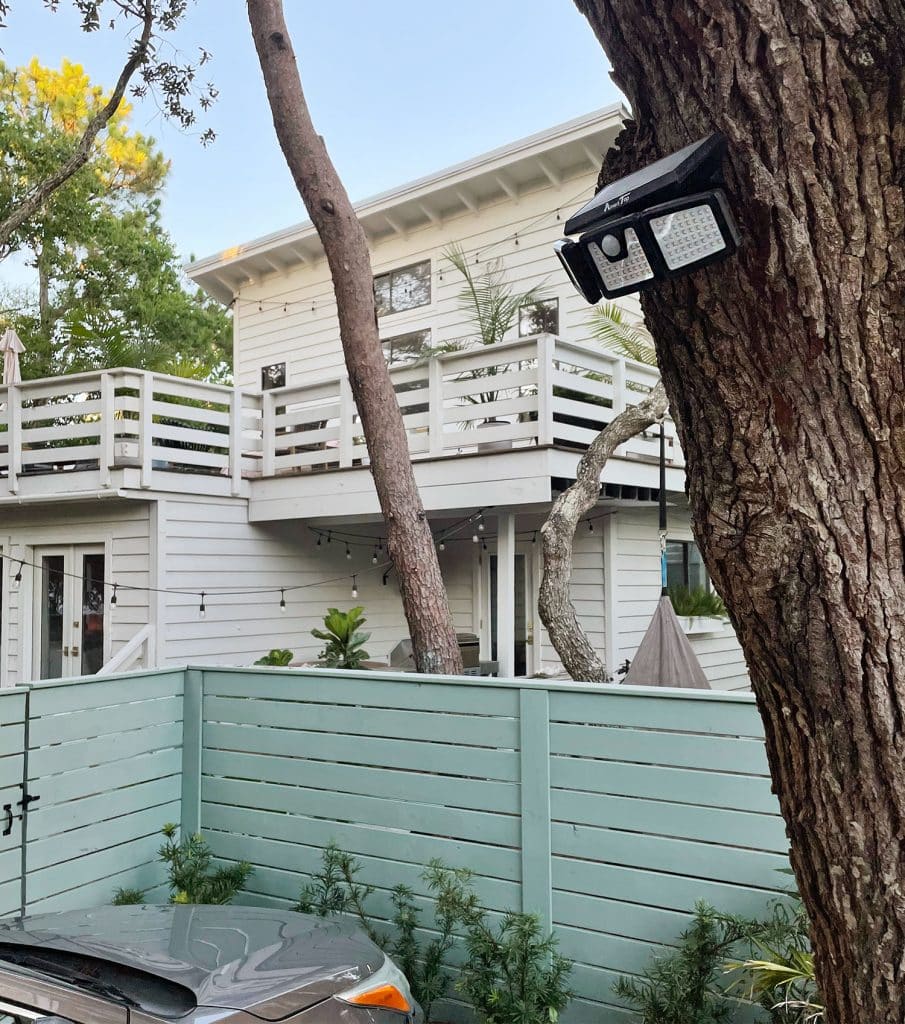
[[33, 545, 107, 680], [482, 542, 538, 676]]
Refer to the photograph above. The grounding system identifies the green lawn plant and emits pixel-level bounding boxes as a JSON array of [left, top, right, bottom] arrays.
[[112, 823, 253, 906], [311, 606, 371, 669]]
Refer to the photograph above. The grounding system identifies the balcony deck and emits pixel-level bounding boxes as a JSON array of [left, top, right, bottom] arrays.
[[0, 337, 684, 514]]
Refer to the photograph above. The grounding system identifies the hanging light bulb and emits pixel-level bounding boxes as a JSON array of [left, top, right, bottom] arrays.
[[439, 540, 446, 552], [345, 543, 352, 560], [110, 583, 118, 608], [532, 531, 537, 544], [372, 548, 379, 565], [13, 561, 23, 587], [279, 588, 286, 613], [199, 592, 206, 619], [588, 520, 594, 533], [326, 531, 332, 544], [351, 575, 358, 599], [477, 513, 485, 532], [482, 539, 488, 551], [316, 533, 322, 547]]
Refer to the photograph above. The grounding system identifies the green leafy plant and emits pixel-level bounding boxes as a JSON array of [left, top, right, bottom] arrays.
[[111, 886, 147, 905], [311, 607, 371, 669], [442, 242, 545, 409], [614, 902, 761, 1024], [160, 823, 253, 904], [110, 824, 253, 906], [726, 895, 822, 1023], [457, 910, 573, 1024], [668, 585, 727, 619], [255, 648, 294, 666], [587, 301, 657, 366], [296, 846, 480, 1021]]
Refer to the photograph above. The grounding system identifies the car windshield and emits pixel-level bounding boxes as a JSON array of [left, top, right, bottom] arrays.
[[0, 946, 196, 1019]]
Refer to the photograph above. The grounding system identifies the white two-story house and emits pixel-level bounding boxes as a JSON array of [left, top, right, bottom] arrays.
[[0, 105, 749, 689]]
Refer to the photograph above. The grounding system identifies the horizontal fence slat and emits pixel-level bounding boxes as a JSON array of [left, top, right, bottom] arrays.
[[28, 694, 183, 748]]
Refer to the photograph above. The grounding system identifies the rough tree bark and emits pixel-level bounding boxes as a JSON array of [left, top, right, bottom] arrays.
[[574, 1, 905, 1019], [0, 1, 154, 256], [540, 382, 667, 682], [247, 0, 462, 674]]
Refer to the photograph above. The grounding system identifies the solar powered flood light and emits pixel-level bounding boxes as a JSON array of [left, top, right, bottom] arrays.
[[554, 133, 740, 301]]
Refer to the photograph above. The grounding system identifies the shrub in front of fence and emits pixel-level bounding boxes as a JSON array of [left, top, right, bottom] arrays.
[[297, 842, 573, 1024]]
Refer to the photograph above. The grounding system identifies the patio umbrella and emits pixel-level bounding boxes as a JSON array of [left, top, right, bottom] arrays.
[[623, 420, 710, 689], [0, 328, 25, 385]]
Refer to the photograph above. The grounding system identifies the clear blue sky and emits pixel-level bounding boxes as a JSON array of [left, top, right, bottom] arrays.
[[1, 1, 622, 266]]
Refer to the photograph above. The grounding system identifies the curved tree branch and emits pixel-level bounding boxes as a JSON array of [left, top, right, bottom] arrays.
[[539, 381, 668, 682]]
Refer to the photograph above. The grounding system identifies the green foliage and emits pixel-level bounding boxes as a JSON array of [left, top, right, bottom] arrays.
[[311, 607, 371, 669], [296, 843, 381, 943], [159, 823, 253, 905], [617, 895, 821, 1024], [111, 887, 147, 905], [0, 56, 230, 382], [726, 898, 822, 1023], [614, 903, 757, 1024], [668, 585, 727, 618], [254, 648, 294, 666], [586, 301, 657, 366], [295, 845, 569, 1024], [442, 242, 546, 407], [457, 911, 573, 1024]]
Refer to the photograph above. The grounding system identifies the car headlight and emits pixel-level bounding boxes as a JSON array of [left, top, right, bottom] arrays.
[[336, 955, 414, 1015]]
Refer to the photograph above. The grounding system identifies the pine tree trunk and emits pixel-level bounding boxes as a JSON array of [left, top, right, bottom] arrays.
[[574, 1, 905, 1018], [247, 0, 462, 674]]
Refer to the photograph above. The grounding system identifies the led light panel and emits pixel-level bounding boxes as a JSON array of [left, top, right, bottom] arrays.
[[648, 203, 726, 270], [588, 228, 654, 292]]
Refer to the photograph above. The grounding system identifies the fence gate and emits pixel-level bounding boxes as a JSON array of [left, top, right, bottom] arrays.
[[0, 688, 29, 916]]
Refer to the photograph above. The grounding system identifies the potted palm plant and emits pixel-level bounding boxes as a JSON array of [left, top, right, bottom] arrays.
[[443, 243, 546, 450]]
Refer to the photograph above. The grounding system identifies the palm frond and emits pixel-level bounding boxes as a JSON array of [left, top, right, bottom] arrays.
[[586, 302, 657, 366]]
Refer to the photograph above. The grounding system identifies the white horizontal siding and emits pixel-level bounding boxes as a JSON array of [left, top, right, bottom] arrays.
[[1, 499, 151, 685], [160, 496, 475, 668], [232, 172, 636, 390]]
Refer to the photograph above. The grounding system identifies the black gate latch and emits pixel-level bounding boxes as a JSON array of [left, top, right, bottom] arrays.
[[2, 789, 40, 837]]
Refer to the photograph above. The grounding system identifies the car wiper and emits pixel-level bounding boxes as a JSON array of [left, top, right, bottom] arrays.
[[0, 951, 138, 1008]]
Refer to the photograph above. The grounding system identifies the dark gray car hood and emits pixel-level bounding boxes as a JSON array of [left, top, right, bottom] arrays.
[[0, 904, 384, 1019]]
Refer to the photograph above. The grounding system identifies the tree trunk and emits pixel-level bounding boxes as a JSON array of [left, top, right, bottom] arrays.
[[246, 0, 462, 675], [574, 1, 905, 1019], [540, 382, 667, 682]]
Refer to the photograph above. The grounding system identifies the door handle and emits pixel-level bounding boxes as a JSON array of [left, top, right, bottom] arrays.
[[62, 645, 69, 657], [2, 804, 12, 837], [71, 645, 79, 657]]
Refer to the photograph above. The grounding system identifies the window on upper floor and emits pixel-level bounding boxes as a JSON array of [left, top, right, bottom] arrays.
[[665, 539, 708, 590], [374, 260, 431, 316], [518, 298, 559, 337], [382, 329, 431, 367]]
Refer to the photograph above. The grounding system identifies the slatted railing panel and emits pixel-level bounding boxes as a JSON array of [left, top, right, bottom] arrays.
[[24, 669, 186, 913]]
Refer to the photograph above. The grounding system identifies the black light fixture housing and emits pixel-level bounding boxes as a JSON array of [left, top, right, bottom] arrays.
[[555, 134, 740, 301]]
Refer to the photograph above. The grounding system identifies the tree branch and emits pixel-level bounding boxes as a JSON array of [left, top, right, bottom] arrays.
[[0, 0, 154, 253], [539, 381, 668, 682]]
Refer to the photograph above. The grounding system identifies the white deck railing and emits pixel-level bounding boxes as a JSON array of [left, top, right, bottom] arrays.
[[0, 338, 682, 494], [260, 334, 682, 474]]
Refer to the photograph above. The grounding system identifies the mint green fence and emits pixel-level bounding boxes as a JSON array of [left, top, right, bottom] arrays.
[[0, 666, 787, 1023]]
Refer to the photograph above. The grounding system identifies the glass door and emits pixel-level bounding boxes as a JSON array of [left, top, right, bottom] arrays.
[[486, 549, 535, 676], [35, 546, 106, 680]]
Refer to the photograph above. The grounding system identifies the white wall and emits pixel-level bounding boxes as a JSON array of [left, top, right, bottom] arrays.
[[158, 495, 476, 667], [1, 498, 151, 685], [232, 171, 642, 391]]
